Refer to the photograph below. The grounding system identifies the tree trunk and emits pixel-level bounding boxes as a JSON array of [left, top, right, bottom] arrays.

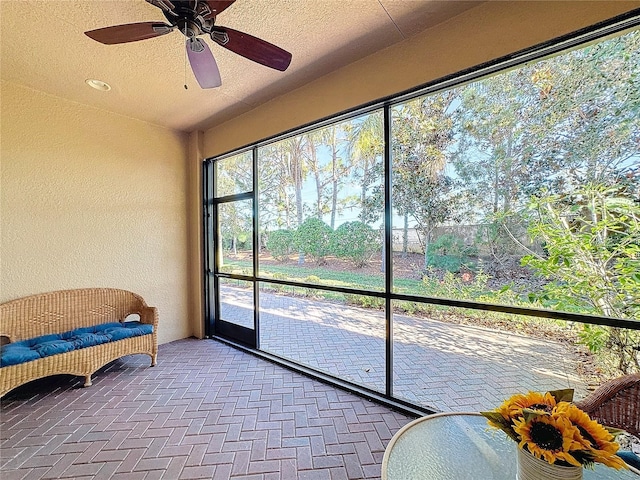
[[330, 144, 338, 229], [381, 231, 386, 273], [309, 142, 323, 218], [360, 159, 370, 210], [402, 213, 409, 258], [493, 161, 500, 214], [423, 226, 433, 270], [291, 150, 305, 265]]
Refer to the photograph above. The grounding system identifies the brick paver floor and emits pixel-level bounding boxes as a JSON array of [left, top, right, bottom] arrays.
[[1, 339, 412, 480], [221, 286, 588, 411], [1, 287, 592, 479]]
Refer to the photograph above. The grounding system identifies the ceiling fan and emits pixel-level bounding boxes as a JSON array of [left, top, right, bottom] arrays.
[[84, 0, 292, 89]]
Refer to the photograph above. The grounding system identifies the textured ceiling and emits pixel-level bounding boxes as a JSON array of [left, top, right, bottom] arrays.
[[0, 0, 482, 132]]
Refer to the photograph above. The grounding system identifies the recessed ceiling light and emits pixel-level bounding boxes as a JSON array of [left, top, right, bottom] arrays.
[[85, 79, 111, 91]]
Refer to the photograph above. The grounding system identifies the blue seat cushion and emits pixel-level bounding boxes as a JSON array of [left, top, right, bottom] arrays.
[[617, 450, 640, 470], [68, 322, 123, 336], [67, 332, 112, 349], [31, 339, 76, 357], [0, 321, 153, 367], [0, 345, 41, 366]]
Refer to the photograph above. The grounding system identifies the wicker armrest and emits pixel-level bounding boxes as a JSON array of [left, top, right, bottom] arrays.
[[575, 374, 640, 437], [139, 306, 159, 329]]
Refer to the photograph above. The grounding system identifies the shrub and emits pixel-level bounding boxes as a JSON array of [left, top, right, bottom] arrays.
[[219, 265, 234, 274], [331, 221, 380, 267], [344, 293, 385, 309], [266, 229, 295, 261], [427, 234, 477, 272], [293, 218, 333, 264]]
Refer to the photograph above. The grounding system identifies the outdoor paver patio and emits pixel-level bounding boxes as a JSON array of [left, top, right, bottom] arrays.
[[221, 286, 588, 411]]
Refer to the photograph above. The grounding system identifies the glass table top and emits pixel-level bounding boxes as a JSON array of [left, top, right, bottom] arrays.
[[382, 412, 638, 480]]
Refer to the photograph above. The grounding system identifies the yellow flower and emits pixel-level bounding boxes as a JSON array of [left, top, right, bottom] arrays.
[[485, 390, 630, 470], [554, 403, 614, 451], [497, 391, 557, 421], [513, 414, 583, 466], [553, 402, 628, 470]]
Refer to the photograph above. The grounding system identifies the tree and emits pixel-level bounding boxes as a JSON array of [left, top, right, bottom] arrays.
[[215, 152, 252, 197], [305, 130, 333, 220], [452, 69, 540, 263], [452, 29, 640, 263], [523, 30, 640, 196], [522, 183, 640, 373], [392, 92, 461, 267], [259, 143, 297, 231], [346, 112, 384, 213], [260, 136, 310, 264], [218, 200, 252, 257]]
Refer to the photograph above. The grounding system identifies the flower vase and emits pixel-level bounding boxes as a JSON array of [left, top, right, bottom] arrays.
[[517, 448, 583, 480]]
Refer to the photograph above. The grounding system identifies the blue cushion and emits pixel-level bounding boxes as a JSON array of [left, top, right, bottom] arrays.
[[21, 333, 63, 347], [67, 332, 111, 349], [67, 322, 122, 336], [103, 322, 153, 341], [0, 321, 153, 367], [124, 321, 153, 335], [617, 451, 640, 470], [94, 322, 126, 333], [1, 345, 41, 367], [102, 326, 137, 341], [31, 339, 75, 357]]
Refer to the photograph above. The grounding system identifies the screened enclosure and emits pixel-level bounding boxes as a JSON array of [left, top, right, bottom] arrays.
[[204, 19, 640, 414]]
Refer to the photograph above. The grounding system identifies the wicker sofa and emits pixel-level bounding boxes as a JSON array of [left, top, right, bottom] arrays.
[[0, 288, 158, 398]]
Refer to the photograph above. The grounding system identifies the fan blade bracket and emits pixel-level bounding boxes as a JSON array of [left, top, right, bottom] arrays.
[[188, 37, 205, 53], [195, 1, 212, 18], [204, 1, 236, 16], [210, 29, 229, 46], [153, 24, 174, 34], [146, 0, 176, 14]]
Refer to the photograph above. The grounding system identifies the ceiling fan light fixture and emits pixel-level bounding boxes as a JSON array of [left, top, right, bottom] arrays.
[[85, 79, 111, 91]]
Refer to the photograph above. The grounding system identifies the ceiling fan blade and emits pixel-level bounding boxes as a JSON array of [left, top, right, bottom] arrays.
[[85, 22, 174, 45], [211, 27, 292, 72], [187, 38, 222, 88], [203, 1, 236, 16]]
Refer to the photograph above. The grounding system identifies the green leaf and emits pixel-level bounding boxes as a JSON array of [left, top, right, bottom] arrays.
[[522, 408, 545, 423], [480, 411, 520, 442], [548, 388, 574, 403]]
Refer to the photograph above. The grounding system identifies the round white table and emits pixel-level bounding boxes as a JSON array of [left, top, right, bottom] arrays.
[[382, 412, 639, 480]]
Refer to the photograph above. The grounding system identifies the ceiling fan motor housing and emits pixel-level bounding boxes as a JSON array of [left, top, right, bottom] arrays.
[[165, 1, 215, 38], [176, 18, 201, 37]]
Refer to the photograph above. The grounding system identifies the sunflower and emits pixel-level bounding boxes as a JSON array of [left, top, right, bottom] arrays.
[[496, 391, 557, 421], [553, 402, 628, 470], [553, 403, 615, 451], [513, 414, 583, 466]]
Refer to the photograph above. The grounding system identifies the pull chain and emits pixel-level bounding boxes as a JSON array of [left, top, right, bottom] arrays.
[[184, 25, 188, 89]]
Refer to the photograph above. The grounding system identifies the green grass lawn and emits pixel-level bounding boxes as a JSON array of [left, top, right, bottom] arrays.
[[220, 258, 423, 295]]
